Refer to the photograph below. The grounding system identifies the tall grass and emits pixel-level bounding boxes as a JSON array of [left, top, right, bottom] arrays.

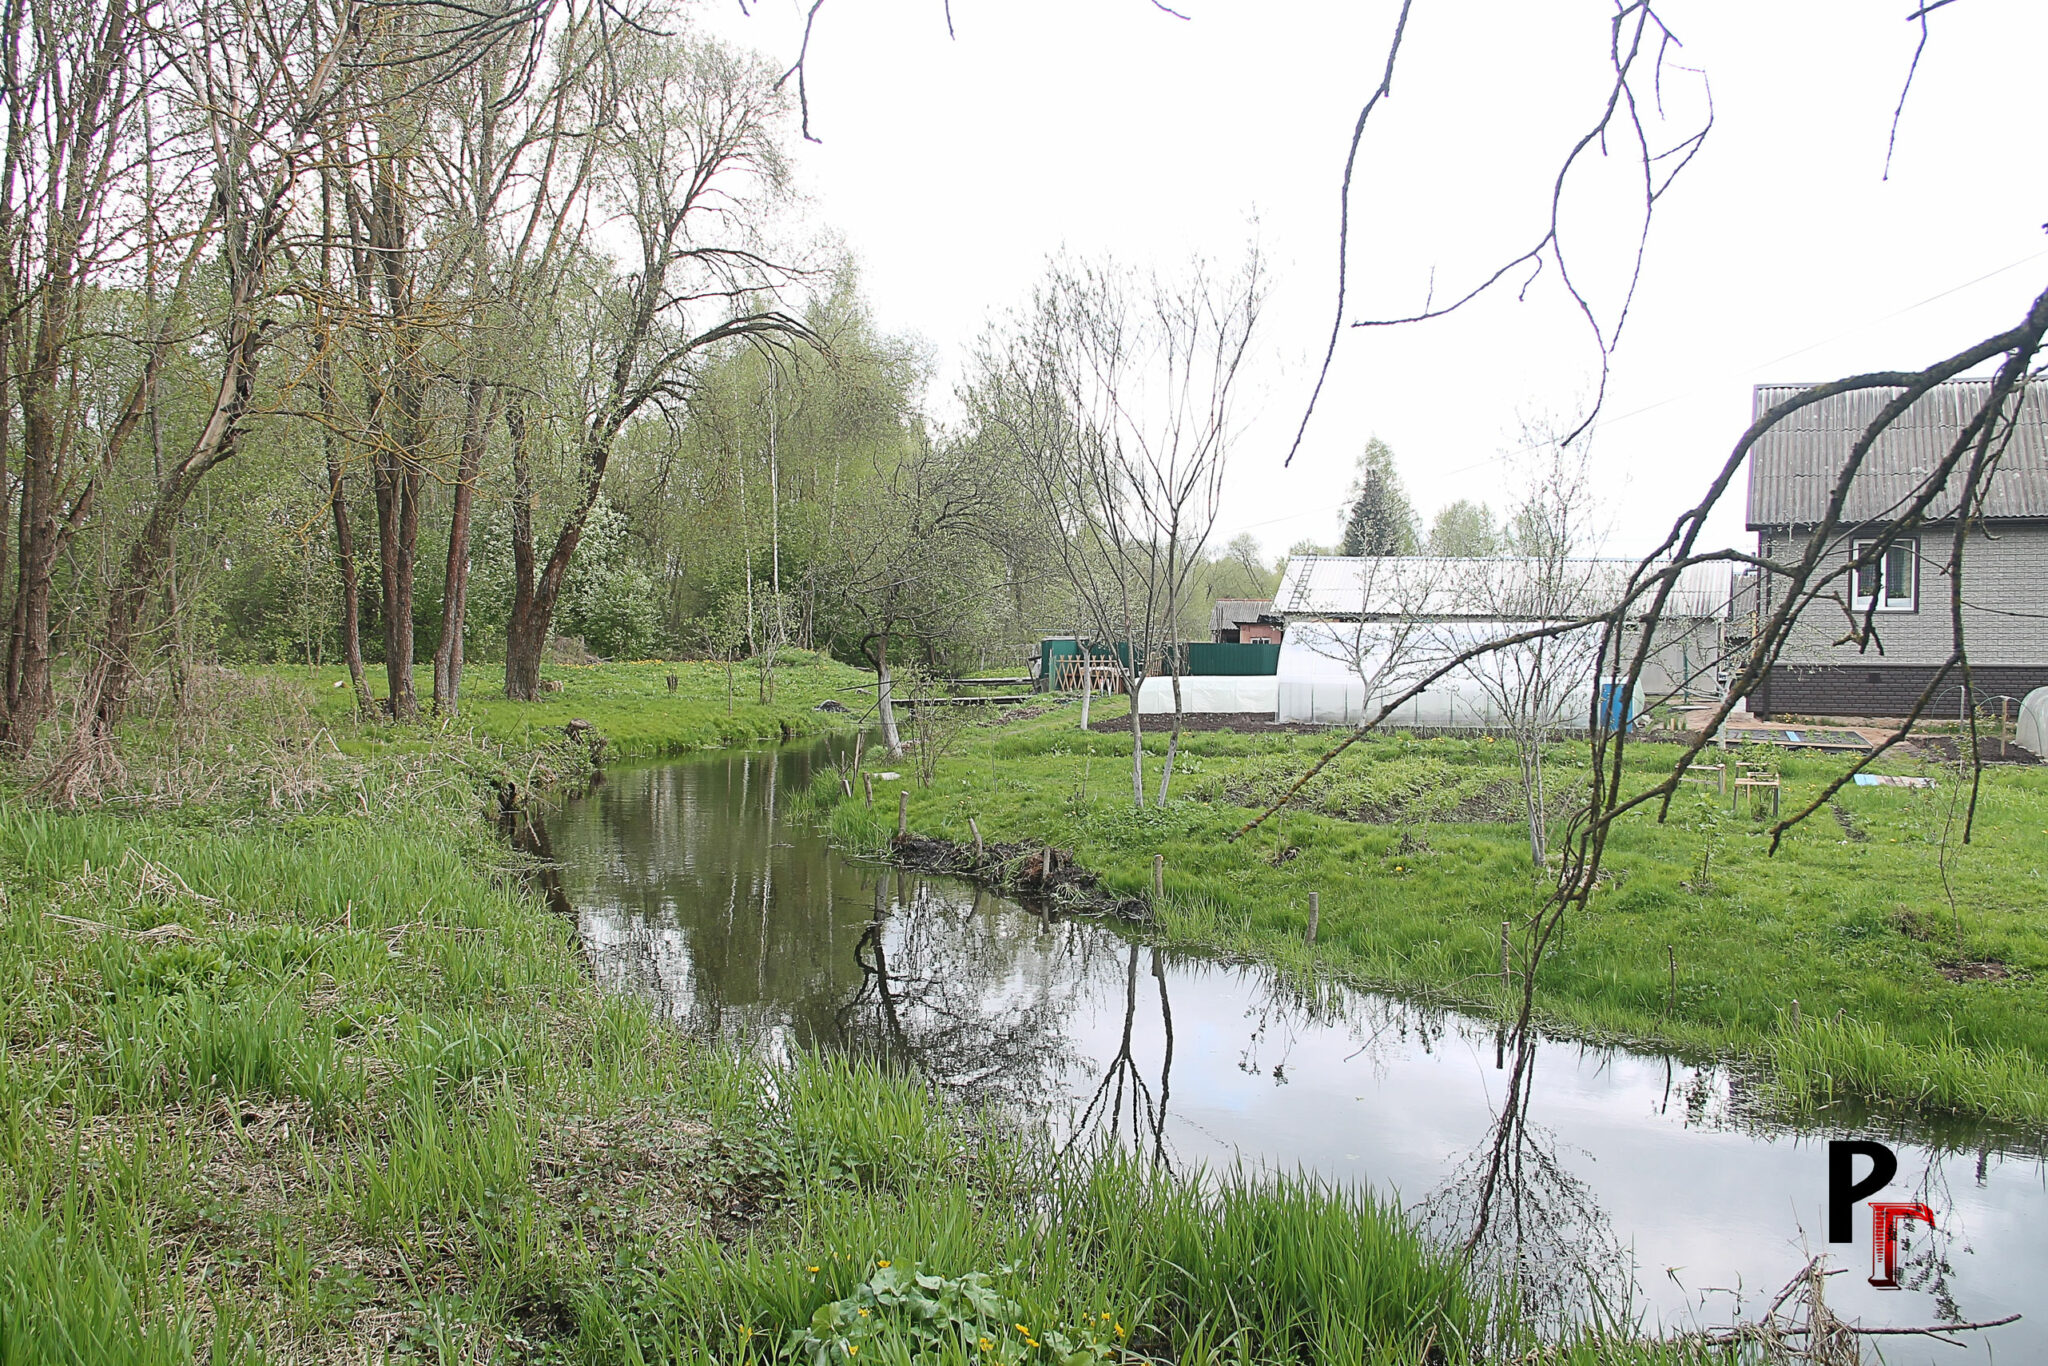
[[1769, 1014, 2048, 1123]]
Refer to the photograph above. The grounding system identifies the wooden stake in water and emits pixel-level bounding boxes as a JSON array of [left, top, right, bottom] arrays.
[[1153, 854, 1165, 904], [863, 772, 874, 808], [1305, 891, 1320, 946], [897, 789, 909, 837], [1501, 922, 1512, 984], [969, 816, 984, 861]]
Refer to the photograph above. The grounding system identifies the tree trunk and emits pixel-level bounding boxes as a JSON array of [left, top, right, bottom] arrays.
[[504, 450, 599, 701], [504, 401, 544, 699], [2, 504, 56, 754], [432, 379, 493, 714], [867, 631, 904, 758], [1156, 638, 1184, 807], [1127, 663, 1147, 809], [323, 385, 373, 717], [1521, 738, 1547, 869], [372, 443, 422, 718]]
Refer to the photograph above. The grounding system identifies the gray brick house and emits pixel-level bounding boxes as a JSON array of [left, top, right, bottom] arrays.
[[1745, 379, 2048, 719]]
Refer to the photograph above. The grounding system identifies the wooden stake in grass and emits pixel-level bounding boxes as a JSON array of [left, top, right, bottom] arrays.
[[969, 816, 984, 861], [1790, 998, 1801, 1030], [1153, 854, 1165, 904], [1501, 922, 1511, 985], [1305, 891, 1320, 946], [863, 773, 874, 808], [897, 789, 909, 837]]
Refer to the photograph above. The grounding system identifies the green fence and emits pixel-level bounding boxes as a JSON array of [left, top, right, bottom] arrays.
[[1183, 642, 1280, 676]]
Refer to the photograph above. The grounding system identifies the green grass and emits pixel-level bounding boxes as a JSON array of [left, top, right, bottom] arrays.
[[277, 652, 871, 763], [0, 684, 1724, 1363], [822, 696, 2048, 1126]]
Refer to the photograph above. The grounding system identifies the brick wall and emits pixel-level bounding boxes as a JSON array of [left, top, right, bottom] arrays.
[[1755, 663, 2048, 719]]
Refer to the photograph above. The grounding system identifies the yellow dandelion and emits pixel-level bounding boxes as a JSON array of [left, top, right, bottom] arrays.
[[1016, 1325, 1030, 1335], [808, 1266, 821, 1274], [877, 1259, 892, 1268], [857, 1308, 869, 1318], [1026, 1340, 1040, 1349], [978, 1340, 993, 1352], [1115, 1325, 1126, 1338]]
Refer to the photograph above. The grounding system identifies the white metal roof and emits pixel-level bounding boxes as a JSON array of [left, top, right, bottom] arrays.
[[1273, 555, 1735, 622]]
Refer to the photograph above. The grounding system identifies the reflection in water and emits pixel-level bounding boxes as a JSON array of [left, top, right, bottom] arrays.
[[1418, 1033, 1632, 1331], [544, 742, 2047, 1364]]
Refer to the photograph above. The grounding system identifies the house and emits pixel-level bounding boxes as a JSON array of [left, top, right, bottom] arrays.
[[1744, 379, 2048, 719], [1210, 598, 1282, 644], [1267, 554, 1735, 724]]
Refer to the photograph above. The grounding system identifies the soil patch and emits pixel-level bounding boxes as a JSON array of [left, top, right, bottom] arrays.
[[887, 833, 1149, 921], [1938, 959, 2018, 983], [1915, 734, 2040, 766]]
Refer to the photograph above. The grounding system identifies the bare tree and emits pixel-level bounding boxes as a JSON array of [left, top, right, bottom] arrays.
[[40, 0, 364, 799], [0, 0, 170, 754], [1461, 435, 1607, 868], [978, 249, 1263, 808], [501, 29, 812, 699]]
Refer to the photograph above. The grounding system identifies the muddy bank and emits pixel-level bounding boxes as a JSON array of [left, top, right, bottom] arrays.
[[886, 831, 1150, 921]]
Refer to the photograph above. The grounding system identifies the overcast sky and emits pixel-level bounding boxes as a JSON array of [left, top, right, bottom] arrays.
[[703, 0, 2048, 562]]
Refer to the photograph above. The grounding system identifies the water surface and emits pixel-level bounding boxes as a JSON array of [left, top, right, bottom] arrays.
[[546, 741, 2044, 1359]]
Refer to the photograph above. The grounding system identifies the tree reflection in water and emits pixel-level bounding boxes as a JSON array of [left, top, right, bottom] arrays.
[[1417, 1029, 1634, 1332], [1063, 943, 1176, 1166], [835, 871, 1091, 1124]]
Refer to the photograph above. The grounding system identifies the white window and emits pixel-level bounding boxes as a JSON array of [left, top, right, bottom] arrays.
[[1850, 538, 1917, 612]]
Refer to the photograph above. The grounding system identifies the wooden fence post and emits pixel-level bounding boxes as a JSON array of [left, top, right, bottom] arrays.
[[1500, 922, 1511, 985], [863, 773, 874, 808], [1305, 891, 1320, 946], [897, 790, 909, 837], [1153, 854, 1164, 904]]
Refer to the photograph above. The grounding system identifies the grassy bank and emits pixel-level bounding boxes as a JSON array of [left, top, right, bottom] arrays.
[[820, 697, 2048, 1126], [282, 653, 872, 763], [0, 686, 1710, 1363]]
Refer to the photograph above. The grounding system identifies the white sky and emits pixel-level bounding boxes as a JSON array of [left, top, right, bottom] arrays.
[[704, 0, 2048, 561]]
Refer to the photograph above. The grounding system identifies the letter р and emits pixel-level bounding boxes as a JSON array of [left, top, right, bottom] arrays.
[[1827, 1139, 1898, 1243]]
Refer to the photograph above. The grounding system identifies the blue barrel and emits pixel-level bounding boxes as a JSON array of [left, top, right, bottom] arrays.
[[1597, 679, 1638, 731]]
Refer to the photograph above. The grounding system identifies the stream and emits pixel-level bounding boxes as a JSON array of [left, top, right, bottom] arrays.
[[540, 738, 2044, 1359]]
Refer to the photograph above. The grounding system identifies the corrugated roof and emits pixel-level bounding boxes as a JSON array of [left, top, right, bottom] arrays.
[[1210, 598, 1272, 633], [1745, 379, 2048, 528], [1273, 556, 1734, 621]]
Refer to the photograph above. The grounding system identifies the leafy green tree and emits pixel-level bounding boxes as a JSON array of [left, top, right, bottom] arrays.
[[1339, 439, 1418, 556], [1425, 499, 1501, 556]]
